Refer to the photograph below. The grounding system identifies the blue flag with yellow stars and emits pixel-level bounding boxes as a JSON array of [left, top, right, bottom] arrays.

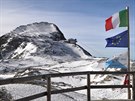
[[105, 30, 128, 47]]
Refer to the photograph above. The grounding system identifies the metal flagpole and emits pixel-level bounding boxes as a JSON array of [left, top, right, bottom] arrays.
[[126, 6, 131, 99]]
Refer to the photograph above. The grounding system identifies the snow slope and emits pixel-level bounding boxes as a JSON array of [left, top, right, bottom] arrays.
[[0, 57, 132, 100], [0, 22, 91, 62]]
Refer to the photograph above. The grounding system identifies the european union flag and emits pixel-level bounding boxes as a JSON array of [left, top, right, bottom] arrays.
[[105, 30, 128, 47]]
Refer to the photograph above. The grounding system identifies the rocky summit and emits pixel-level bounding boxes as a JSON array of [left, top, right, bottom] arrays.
[[0, 22, 91, 62]]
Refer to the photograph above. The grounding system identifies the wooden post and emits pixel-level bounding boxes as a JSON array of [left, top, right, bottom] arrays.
[[133, 73, 135, 100], [47, 76, 51, 101], [87, 74, 91, 101]]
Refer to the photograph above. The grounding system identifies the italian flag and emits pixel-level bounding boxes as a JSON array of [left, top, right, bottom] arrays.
[[105, 9, 128, 31]]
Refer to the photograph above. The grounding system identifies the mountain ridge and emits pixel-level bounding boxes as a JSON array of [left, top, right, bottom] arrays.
[[0, 22, 92, 61]]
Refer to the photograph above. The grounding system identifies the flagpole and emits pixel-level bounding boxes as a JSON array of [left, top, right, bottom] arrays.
[[126, 6, 131, 99]]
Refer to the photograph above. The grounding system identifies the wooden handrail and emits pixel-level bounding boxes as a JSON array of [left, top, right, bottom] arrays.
[[0, 71, 134, 85], [0, 71, 135, 101]]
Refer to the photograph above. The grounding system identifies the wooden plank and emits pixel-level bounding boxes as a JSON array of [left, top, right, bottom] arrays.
[[0, 75, 44, 85], [90, 85, 132, 89], [50, 71, 135, 78], [87, 74, 91, 101], [92, 99, 134, 101], [133, 73, 135, 100], [47, 76, 51, 101], [0, 71, 135, 85], [51, 86, 87, 94], [15, 92, 47, 101], [14, 86, 86, 100]]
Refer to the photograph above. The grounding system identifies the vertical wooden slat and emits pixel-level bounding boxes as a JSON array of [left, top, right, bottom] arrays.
[[87, 74, 91, 101], [133, 73, 135, 100], [47, 76, 51, 101]]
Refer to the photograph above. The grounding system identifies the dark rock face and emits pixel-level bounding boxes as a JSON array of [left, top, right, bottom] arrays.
[[0, 36, 29, 59]]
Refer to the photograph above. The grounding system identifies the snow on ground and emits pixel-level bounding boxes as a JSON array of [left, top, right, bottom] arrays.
[[0, 84, 88, 101], [63, 44, 90, 59], [91, 88, 127, 100], [0, 57, 131, 101], [0, 84, 46, 100], [16, 22, 58, 37], [11, 42, 37, 59], [0, 74, 15, 79]]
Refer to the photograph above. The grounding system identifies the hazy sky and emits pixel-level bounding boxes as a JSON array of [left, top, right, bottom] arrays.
[[0, 0, 135, 59]]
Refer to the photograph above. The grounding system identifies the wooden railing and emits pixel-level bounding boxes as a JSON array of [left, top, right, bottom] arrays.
[[0, 71, 135, 101]]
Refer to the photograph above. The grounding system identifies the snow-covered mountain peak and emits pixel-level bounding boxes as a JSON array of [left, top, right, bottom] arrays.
[[0, 22, 91, 61], [11, 22, 64, 38]]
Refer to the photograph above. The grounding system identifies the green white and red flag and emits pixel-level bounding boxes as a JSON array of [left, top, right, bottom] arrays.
[[105, 9, 128, 31]]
